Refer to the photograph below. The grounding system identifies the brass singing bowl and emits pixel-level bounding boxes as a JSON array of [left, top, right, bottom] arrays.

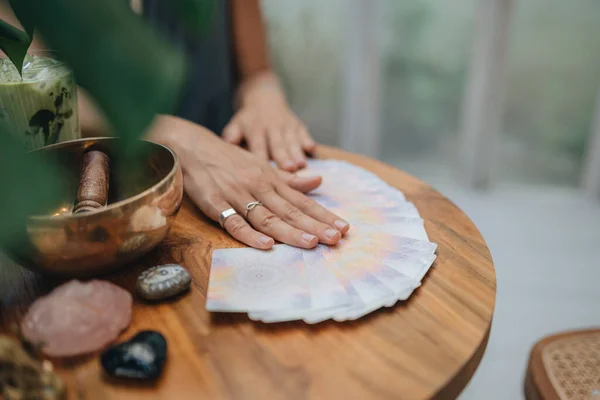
[[4, 137, 183, 277]]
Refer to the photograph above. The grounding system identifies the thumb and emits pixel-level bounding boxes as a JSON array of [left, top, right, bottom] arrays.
[[276, 169, 322, 193]]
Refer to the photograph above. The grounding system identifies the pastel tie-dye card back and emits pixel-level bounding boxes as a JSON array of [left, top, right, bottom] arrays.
[[207, 245, 311, 312], [207, 159, 438, 323]]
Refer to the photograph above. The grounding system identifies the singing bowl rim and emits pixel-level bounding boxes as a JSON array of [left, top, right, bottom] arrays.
[[28, 137, 179, 220]]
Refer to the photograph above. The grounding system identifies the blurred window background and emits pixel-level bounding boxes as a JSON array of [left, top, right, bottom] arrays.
[[501, 0, 600, 186], [263, 0, 345, 148], [262, 0, 600, 188]]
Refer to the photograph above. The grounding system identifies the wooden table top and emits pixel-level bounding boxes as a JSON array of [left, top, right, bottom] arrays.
[[0, 146, 496, 400]]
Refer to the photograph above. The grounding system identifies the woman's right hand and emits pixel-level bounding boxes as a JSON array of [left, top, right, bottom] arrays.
[[147, 115, 350, 249]]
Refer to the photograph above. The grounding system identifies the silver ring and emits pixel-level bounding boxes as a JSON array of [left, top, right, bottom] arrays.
[[244, 201, 263, 219], [219, 208, 238, 228]]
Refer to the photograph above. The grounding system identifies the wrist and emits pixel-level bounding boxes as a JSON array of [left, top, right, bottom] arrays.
[[237, 71, 286, 108], [146, 115, 191, 147], [145, 115, 216, 166]]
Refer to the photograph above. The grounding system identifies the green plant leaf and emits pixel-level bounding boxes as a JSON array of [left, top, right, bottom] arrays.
[[0, 0, 213, 245], [10, 0, 187, 153], [167, 0, 216, 36], [8, 0, 34, 37], [0, 20, 33, 76], [0, 120, 66, 246]]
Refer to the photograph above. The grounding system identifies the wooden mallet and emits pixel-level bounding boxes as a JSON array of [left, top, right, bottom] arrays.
[[73, 150, 110, 214]]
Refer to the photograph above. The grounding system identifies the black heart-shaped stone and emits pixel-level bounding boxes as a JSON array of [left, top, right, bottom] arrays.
[[100, 330, 167, 381]]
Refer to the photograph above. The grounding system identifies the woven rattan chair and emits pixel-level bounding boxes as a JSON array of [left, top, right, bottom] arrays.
[[525, 329, 600, 400]]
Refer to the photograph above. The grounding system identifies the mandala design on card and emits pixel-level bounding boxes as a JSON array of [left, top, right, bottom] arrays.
[[235, 264, 285, 289]]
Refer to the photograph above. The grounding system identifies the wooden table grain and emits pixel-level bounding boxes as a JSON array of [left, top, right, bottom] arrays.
[[0, 146, 496, 400]]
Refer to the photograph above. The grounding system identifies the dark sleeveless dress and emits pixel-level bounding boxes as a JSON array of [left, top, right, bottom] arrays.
[[143, 0, 236, 135]]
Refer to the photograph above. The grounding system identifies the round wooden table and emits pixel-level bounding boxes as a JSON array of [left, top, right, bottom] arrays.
[[0, 146, 496, 400]]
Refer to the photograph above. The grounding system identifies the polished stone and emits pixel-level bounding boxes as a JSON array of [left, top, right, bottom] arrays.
[[101, 330, 167, 381], [135, 264, 191, 301]]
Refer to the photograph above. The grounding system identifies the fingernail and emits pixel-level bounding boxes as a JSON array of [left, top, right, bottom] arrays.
[[297, 173, 319, 179], [295, 169, 319, 178], [334, 220, 349, 231], [259, 236, 274, 246], [302, 233, 317, 244], [325, 228, 340, 239], [283, 161, 295, 169]]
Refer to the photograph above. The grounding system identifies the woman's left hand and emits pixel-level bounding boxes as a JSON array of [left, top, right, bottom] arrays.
[[223, 72, 316, 172]]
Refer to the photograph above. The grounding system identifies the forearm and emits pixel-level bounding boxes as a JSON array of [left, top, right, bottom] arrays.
[[145, 115, 222, 164], [78, 88, 112, 137], [231, 0, 270, 80], [146, 115, 197, 148], [230, 0, 285, 107]]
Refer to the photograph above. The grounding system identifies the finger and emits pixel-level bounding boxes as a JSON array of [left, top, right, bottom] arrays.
[[283, 130, 307, 169], [267, 130, 295, 171], [223, 213, 274, 249], [276, 183, 350, 234], [246, 203, 319, 249], [222, 122, 244, 145], [246, 132, 268, 161], [276, 169, 322, 193], [186, 179, 274, 249], [255, 187, 342, 245], [297, 126, 317, 153]]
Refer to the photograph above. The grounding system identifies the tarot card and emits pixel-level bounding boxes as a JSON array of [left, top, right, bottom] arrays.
[[319, 245, 394, 304], [243, 159, 440, 324], [248, 247, 354, 323], [328, 215, 429, 241], [206, 245, 310, 312], [325, 250, 423, 321], [304, 161, 405, 198], [313, 183, 408, 205], [324, 247, 417, 296], [336, 285, 416, 321], [302, 245, 396, 324], [352, 215, 428, 237], [381, 253, 438, 283], [376, 253, 437, 307], [299, 246, 405, 323], [331, 228, 436, 259], [327, 206, 421, 224], [333, 255, 438, 321], [328, 248, 437, 314]]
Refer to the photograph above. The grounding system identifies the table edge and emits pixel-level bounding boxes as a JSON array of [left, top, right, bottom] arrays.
[[316, 145, 497, 399]]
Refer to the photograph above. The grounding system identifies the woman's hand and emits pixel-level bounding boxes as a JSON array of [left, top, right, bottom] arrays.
[[222, 72, 316, 172], [148, 115, 349, 250]]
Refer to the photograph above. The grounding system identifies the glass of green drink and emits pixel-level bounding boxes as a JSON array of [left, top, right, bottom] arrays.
[[0, 51, 80, 150]]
